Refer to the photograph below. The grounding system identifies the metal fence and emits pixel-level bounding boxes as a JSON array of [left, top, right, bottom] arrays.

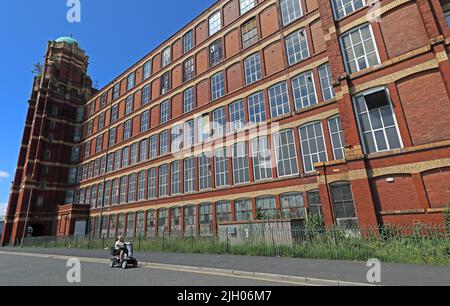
[[18, 223, 450, 266]]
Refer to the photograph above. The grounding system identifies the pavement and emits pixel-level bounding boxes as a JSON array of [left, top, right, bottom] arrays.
[[0, 247, 449, 286]]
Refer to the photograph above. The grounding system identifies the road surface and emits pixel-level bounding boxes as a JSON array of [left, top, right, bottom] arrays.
[[0, 247, 449, 286]]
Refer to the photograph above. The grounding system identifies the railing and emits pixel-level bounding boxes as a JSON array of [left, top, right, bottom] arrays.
[[17, 223, 450, 266]]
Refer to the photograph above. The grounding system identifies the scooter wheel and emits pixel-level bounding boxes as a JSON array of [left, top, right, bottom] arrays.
[[121, 261, 128, 269], [109, 260, 115, 268]]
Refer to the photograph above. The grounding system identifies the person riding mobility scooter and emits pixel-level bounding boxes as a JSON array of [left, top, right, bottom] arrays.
[[110, 235, 138, 269]]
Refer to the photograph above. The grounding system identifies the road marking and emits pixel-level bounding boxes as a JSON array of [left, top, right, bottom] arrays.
[[0, 250, 376, 286]]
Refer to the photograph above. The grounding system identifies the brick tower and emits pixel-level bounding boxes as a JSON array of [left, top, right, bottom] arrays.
[[1, 37, 94, 245]]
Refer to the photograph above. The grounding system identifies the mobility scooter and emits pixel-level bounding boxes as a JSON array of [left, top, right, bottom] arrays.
[[110, 242, 138, 269]]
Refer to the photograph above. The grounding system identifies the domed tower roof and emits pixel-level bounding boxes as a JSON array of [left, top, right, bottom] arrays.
[[55, 36, 79, 46]]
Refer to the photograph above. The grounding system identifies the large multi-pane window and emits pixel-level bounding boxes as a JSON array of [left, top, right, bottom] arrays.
[[171, 125, 183, 152], [214, 148, 229, 187], [170, 207, 182, 235], [200, 204, 213, 228], [149, 135, 158, 158], [146, 210, 156, 238], [161, 47, 171, 67], [340, 24, 380, 74], [171, 161, 182, 195], [285, 29, 309, 66], [147, 168, 157, 199], [84, 141, 91, 158], [241, 18, 258, 48], [209, 40, 223, 67], [107, 154, 115, 175], [159, 165, 169, 197], [229, 100, 246, 132], [110, 104, 118, 123], [119, 176, 127, 204], [123, 120, 132, 140], [158, 209, 169, 235], [127, 72, 135, 91], [94, 159, 100, 177], [298, 122, 328, 173], [160, 72, 171, 95], [251, 136, 273, 181], [212, 107, 226, 138], [184, 206, 197, 235], [183, 57, 195, 82], [139, 139, 148, 162], [104, 181, 111, 206], [111, 179, 119, 205], [244, 53, 262, 85], [184, 120, 195, 148], [112, 83, 120, 100], [136, 211, 145, 236], [109, 128, 117, 147], [114, 151, 121, 171], [232, 143, 250, 185], [125, 95, 134, 115], [273, 129, 299, 177], [211, 72, 225, 101], [330, 182, 358, 228], [141, 111, 149, 133], [128, 173, 137, 202], [353, 88, 402, 154], [142, 85, 151, 105], [98, 112, 105, 130], [280, 0, 303, 25], [318, 63, 335, 100], [216, 201, 232, 223], [292, 71, 317, 110], [138, 171, 146, 201], [130, 143, 138, 165], [307, 189, 323, 217], [160, 100, 170, 124], [184, 158, 196, 193], [199, 154, 212, 190], [209, 11, 221, 36], [248, 91, 267, 124], [328, 116, 346, 160], [91, 185, 97, 208], [100, 156, 106, 175], [159, 130, 169, 155], [256, 196, 277, 219], [183, 87, 195, 113], [87, 120, 93, 136], [235, 199, 253, 221], [126, 213, 135, 237], [183, 30, 194, 53], [143, 60, 152, 80], [198, 113, 211, 143], [122, 147, 129, 168], [240, 0, 255, 14], [281, 193, 304, 219], [269, 82, 291, 118], [332, 0, 365, 20]]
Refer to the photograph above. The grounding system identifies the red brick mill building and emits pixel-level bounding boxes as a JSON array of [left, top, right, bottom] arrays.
[[2, 0, 450, 245]]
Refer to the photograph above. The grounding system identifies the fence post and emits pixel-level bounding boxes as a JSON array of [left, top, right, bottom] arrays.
[[226, 227, 229, 253], [102, 235, 105, 250], [138, 235, 141, 252], [162, 230, 165, 252], [87, 235, 91, 249]]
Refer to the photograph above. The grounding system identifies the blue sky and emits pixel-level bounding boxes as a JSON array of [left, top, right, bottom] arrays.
[[0, 0, 215, 215]]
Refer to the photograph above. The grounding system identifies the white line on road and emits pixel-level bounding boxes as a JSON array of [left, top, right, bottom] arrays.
[[0, 250, 376, 286]]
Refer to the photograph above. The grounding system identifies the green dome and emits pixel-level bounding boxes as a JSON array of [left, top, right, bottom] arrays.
[[55, 36, 79, 45]]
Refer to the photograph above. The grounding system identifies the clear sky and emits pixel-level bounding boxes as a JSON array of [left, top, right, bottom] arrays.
[[0, 0, 215, 215]]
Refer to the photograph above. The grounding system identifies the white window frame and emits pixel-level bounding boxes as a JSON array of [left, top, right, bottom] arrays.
[[285, 29, 309, 66], [240, 0, 255, 15], [353, 87, 403, 154], [159, 164, 169, 197], [211, 72, 225, 101], [339, 23, 380, 74], [184, 158, 196, 193], [199, 153, 212, 190], [298, 122, 328, 173], [209, 11, 222, 36], [251, 136, 273, 181], [214, 148, 230, 188], [161, 47, 171, 67], [248, 91, 267, 124], [232, 142, 250, 185], [171, 161, 182, 195], [268, 82, 291, 118], [244, 53, 262, 85], [291, 70, 318, 110], [273, 129, 299, 177], [280, 0, 303, 26], [328, 116, 346, 160]]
